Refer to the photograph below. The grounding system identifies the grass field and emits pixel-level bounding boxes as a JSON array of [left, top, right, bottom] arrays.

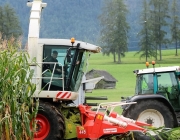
[[85, 49, 180, 113]]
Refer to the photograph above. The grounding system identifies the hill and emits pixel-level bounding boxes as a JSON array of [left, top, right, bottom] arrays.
[[0, 0, 103, 45], [0, 0, 179, 51]]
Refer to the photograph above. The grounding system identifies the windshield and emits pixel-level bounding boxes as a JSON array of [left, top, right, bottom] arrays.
[[42, 45, 74, 91], [42, 45, 88, 92], [136, 73, 154, 94], [64, 49, 88, 92]]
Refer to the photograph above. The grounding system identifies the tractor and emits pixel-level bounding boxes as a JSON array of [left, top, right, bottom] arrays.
[[27, 0, 151, 139], [121, 61, 180, 139]]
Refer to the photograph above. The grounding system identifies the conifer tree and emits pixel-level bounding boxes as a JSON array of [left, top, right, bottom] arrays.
[[0, 6, 3, 35], [0, 4, 22, 40], [149, 0, 170, 60], [136, 0, 156, 62], [99, 0, 117, 62], [171, 0, 180, 56], [99, 0, 129, 63]]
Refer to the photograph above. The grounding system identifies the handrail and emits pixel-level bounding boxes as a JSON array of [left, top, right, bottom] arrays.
[[32, 62, 64, 91], [96, 102, 137, 115]]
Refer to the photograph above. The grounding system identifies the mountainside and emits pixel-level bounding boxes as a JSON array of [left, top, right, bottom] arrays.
[[40, 0, 103, 44], [0, 0, 103, 45], [1, 0, 178, 50]]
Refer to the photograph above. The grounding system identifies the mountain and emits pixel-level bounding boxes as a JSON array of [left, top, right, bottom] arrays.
[[1, 0, 178, 50], [0, 0, 103, 45]]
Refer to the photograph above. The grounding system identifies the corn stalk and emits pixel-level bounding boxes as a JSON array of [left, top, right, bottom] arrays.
[[0, 35, 38, 140]]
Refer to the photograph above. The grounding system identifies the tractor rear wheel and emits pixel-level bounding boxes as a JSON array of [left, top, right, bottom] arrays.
[[123, 100, 174, 140], [33, 101, 65, 140]]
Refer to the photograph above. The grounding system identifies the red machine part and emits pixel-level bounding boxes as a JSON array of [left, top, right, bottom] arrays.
[[77, 104, 151, 139], [32, 114, 50, 140]]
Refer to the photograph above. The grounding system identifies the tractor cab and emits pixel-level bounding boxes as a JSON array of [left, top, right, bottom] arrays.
[[134, 62, 180, 111]]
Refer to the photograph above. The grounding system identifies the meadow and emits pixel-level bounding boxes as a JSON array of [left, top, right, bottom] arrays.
[[86, 49, 180, 113]]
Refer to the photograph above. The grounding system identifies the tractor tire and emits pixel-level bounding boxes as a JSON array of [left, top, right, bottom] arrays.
[[33, 101, 65, 140], [123, 100, 174, 140]]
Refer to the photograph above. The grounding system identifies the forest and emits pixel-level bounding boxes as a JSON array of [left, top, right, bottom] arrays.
[[0, 0, 180, 51]]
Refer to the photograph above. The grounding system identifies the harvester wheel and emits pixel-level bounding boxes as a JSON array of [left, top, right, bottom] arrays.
[[33, 101, 65, 140], [123, 100, 174, 140]]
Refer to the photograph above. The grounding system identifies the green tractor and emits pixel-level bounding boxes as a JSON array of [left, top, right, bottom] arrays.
[[121, 61, 180, 139]]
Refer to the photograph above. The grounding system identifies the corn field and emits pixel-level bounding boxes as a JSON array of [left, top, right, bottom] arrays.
[[0, 35, 179, 140], [0, 36, 38, 140]]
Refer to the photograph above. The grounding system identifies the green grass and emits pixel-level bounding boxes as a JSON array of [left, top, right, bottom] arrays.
[[86, 49, 180, 113], [85, 49, 180, 139]]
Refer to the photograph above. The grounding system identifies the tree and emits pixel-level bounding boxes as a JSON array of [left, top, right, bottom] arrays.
[[99, 0, 117, 62], [171, 0, 180, 56], [0, 4, 22, 40], [99, 0, 129, 63], [114, 0, 129, 63], [135, 0, 156, 62], [0, 6, 4, 35], [149, 0, 170, 60]]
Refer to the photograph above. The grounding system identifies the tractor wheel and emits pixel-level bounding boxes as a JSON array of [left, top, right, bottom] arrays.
[[33, 101, 65, 140], [123, 100, 174, 140]]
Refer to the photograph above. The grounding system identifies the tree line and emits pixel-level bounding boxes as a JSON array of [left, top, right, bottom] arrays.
[[99, 0, 180, 63], [1, 0, 180, 63]]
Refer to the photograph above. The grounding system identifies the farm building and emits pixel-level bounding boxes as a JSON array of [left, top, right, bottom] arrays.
[[86, 69, 118, 89]]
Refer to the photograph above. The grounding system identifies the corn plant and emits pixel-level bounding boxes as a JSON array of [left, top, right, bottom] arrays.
[[0, 36, 38, 140], [141, 126, 180, 140]]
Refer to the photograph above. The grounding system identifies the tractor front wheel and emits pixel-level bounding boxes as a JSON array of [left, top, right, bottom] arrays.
[[33, 101, 65, 140], [123, 100, 174, 140]]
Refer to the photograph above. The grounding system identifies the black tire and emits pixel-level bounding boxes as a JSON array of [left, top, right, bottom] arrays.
[[123, 100, 174, 140], [34, 101, 65, 140]]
